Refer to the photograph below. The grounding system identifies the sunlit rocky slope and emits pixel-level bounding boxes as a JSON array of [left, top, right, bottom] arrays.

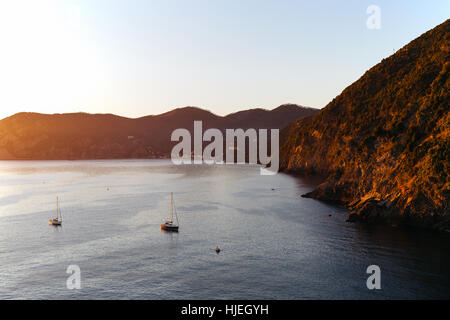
[[280, 20, 449, 231]]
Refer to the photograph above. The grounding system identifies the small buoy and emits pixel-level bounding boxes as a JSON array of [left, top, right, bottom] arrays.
[[328, 214, 332, 217], [215, 246, 221, 254]]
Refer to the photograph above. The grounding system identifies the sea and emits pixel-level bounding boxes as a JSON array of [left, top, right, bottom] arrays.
[[0, 159, 449, 299]]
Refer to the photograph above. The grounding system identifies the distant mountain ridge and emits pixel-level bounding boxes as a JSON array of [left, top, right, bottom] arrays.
[[0, 104, 318, 160], [280, 20, 449, 230]]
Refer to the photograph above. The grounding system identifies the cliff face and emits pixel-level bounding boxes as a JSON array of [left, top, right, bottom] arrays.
[[0, 104, 318, 160], [280, 20, 449, 231]]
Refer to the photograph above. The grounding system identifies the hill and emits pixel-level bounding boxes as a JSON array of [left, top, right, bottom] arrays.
[[0, 104, 318, 160], [280, 20, 449, 231]]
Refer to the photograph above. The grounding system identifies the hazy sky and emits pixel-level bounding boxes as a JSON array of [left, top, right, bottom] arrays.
[[0, 0, 448, 119]]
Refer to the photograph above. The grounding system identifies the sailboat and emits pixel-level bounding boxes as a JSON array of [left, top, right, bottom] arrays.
[[161, 192, 179, 232], [49, 196, 63, 226]]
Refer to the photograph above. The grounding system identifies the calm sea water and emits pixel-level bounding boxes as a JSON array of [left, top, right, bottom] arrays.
[[0, 159, 449, 300]]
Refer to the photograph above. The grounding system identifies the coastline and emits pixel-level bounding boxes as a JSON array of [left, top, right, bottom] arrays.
[[295, 173, 450, 233]]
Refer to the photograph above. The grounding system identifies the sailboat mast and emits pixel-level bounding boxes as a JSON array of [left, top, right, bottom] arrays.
[[170, 192, 174, 222], [172, 193, 179, 225], [174, 204, 179, 225], [56, 196, 59, 219]]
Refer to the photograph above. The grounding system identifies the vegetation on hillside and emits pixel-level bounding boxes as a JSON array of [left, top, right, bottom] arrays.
[[280, 20, 449, 230]]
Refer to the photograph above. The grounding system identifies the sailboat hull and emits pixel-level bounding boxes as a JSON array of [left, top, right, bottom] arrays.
[[161, 224, 179, 232], [50, 219, 62, 226]]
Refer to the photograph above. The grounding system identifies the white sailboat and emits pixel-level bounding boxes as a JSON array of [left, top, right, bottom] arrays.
[[161, 192, 179, 232], [49, 196, 63, 226]]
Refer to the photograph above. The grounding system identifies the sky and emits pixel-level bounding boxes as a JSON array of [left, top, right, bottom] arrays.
[[0, 0, 448, 120]]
